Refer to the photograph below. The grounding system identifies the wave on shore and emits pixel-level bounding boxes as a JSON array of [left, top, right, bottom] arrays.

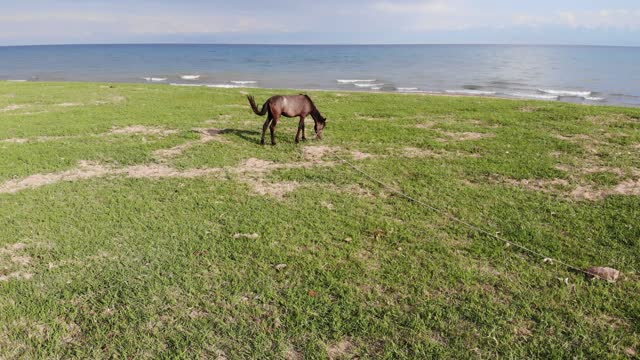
[[538, 89, 591, 97], [445, 90, 496, 96], [354, 83, 384, 88], [230, 81, 257, 85], [180, 75, 200, 80], [508, 92, 559, 100], [397, 87, 420, 92], [143, 77, 167, 82], [337, 79, 376, 83]]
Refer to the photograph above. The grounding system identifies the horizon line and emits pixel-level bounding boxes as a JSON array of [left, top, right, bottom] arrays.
[[1, 42, 639, 48]]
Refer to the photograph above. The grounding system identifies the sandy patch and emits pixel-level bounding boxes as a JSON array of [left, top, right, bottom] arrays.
[[247, 180, 300, 199], [286, 347, 303, 360], [109, 125, 178, 136], [93, 96, 126, 105], [0, 154, 337, 196], [0, 242, 33, 282], [584, 113, 638, 125], [327, 340, 355, 359], [439, 131, 495, 141], [0, 161, 111, 194], [402, 147, 442, 158], [55, 102, 82, 107], [485, 174, 640, 201], [519, 106, 540, 113], [303, 145, 340, 161], [1, 138, 29, 144], [221, 104, 246, 108], [1, 135, 71, 144], [552, 134, 592, 142], [321, 201, 335, 210], [154, 128, 228, 160], [0, 104, 26, 112], [351, 150, 374, 160], [555, 164, 627, 177], [415, 122, 435, 129], [233, 233, 259, 239]]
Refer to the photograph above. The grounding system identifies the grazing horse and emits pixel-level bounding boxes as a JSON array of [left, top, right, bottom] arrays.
[[247, 94, 327, 145]]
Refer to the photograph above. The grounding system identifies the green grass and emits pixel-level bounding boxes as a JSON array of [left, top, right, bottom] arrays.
[[1, 81, 639, 358]]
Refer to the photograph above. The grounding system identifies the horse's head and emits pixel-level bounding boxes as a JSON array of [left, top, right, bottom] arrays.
[[314, 116, 327, 139]]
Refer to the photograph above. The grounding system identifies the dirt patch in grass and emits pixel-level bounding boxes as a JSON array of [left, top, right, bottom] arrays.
[[519, 106, 541, 113], [584, 113, 638, 125], [0, 161, 112, 194], [285, 347, 303, 360], [55, 102, 83, 107], [416, 122, 436, 129], [401, 147, 481, 159], [109, 125, 178, 136], [484, 174, 640, 201], [552, 134, 593, 142], [0, 242, 33, 282], [1, 104, 27, 112], [247, 179, 300, 199], [438, 131, 495, 141], [153, 128, 227, 160], [0, 146, 343, 197], [402, 147, 443, 158], [327, 339, 355, 359], [233, 233, 259, 239], [351, 150, 374, 160], [1, 138, 30, 144], [303, 145, 340, 161]]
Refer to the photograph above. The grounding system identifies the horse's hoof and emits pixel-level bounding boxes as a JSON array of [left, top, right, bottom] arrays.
[[302, 137, 307, 141]]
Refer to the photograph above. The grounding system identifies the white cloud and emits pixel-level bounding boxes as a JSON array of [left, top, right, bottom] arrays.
[[372, 1, 453, 14], [513, 9, 640, 30], [0, 11, 287, 38]]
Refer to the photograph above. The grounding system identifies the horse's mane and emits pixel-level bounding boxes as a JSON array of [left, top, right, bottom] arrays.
[[300, 94, 325, 122]]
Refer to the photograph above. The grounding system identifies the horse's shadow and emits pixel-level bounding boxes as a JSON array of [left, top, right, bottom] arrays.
[[218, 128, 314, 145], [218, 129, 261, 144]]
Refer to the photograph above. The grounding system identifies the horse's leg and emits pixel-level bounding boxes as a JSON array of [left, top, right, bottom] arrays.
[[269, 116, 279, 145], [260, 114, 272, 145], [295, 116, 305, 144], [301, 116, 307, 141]]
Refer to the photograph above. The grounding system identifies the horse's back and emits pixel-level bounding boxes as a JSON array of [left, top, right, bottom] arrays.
[[268, 95, 313, 117]]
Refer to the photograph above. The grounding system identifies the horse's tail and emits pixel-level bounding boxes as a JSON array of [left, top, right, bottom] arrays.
[[247, 95, 269, 116]]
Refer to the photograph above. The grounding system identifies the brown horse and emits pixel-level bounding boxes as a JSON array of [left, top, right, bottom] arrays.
[[247, 94, 327, 145]]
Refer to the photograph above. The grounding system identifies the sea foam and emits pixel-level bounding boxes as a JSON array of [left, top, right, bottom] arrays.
[[206, 84, 249, 88], [143, 77, 167, 82], [508, 92, 558, 100], [354, 83, 384, 88], [230, 80, 257, 84], [397, 87, 421, 92], [180, 75, 200, 80], [538, 89, 591, 97], [445, 90, 496, 96], [337, 79, 376, 83], [169, 83, 202, 87]]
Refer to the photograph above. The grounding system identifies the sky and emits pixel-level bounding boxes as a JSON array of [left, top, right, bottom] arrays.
[[1, 0, 639, 46]]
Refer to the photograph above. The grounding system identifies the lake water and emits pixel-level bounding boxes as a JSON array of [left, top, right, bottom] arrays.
[[1, 44, 639, 106]]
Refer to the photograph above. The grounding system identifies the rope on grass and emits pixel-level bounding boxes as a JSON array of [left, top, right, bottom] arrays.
[[331, 151, 600, 279]]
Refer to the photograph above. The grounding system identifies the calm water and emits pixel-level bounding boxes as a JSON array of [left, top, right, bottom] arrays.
[[1, 44, 640, 106]]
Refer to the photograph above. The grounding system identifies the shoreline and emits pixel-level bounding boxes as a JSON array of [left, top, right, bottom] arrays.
[[2, 79, 638, 108]]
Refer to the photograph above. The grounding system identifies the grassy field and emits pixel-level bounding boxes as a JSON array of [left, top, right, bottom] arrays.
[[1, 81, 639, 359]]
